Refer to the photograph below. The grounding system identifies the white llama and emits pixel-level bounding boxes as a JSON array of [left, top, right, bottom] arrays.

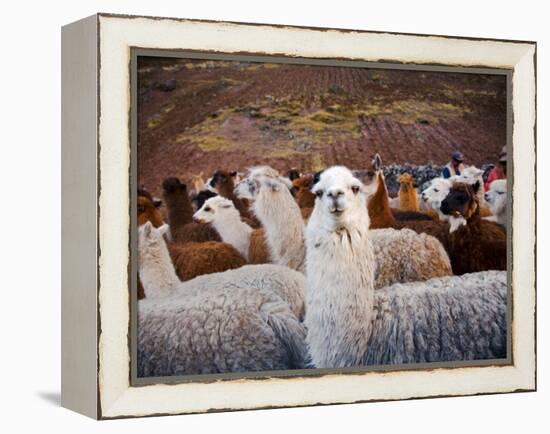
[[484, 179, 507, 227], [305, 166, 507, 368], [193, 196, 253, 259]]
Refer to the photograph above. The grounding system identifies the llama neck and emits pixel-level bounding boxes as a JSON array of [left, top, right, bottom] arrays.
[[368, 173, 397, 228], [304, 215, 376, 368], [166, 194, 194, 228], [212, 216, 253, 259], [139, 238, 180, 298], [253, 188, 306, 272]]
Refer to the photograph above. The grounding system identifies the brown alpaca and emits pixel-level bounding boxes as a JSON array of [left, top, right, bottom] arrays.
[[292, 175, 316, 209], [168, 241, 247, 281], [162, 177, 221, 244], [209, 170, 261, 227], [439, 181, 506, 275], [398, 173, 419, 212], [248, 229, 272, 264]]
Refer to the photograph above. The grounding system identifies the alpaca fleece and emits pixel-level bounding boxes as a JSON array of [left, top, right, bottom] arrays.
[[363, 271, 507, 365], [370, 228, 452, 288], [175, 264, 306, 320], [248, 229, 272, 264], [138, 286, 308, 377], [168, 241, 246, 281]]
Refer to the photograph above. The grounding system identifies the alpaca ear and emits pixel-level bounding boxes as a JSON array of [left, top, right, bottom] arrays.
[[157, 223, 170, 236], [229, 171, 237, 177], [153, 198, 162, 208], [373, 153, 382, 171], [142, 221, 152, 236]]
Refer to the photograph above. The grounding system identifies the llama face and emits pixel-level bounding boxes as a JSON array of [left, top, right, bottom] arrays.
[[162, 177, 189, 206], [310, 166, 367, 230], [235, 165, 289, 200], [440, 181, 479, 219], [234, 177, 260, 200], [485, 179, 507, 215], [193, 196, 237, 223]]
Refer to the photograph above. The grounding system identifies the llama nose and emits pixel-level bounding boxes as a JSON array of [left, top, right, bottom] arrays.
[[484, 193, 490, 201]]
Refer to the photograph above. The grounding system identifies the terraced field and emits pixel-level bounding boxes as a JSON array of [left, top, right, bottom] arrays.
[[137, 57, 507, 196]]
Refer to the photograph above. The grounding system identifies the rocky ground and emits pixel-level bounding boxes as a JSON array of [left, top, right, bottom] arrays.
[[137, 57, 507, 197]]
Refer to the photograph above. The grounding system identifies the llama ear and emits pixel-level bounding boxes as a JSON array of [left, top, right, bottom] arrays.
[[229, 171, 237, 177], [153, 198, 162, 208]]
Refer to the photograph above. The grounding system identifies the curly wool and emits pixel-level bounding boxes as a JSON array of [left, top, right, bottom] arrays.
[[174, 264, 306, 320], [138, 286, 308, 377], [364, 271, 507, 365], [370, 228, 452, 288]]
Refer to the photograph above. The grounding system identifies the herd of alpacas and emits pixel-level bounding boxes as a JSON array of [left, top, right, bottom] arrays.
[[137, 154, 508, 377]]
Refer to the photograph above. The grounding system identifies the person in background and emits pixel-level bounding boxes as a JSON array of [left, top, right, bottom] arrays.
[[485, 146, 507, 191], [442, 151, 465, 178]]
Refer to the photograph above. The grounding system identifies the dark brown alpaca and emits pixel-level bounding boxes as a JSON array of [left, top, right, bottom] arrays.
[[209, 170, 261, 228], [162, 177, 221, 243], [439, 181, 506, 275], [292, 175, 316, 209]]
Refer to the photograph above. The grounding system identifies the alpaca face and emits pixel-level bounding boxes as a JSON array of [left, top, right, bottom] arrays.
[[193, 196, 238, 224], [398, 173, 414, 191], [440, 181, 479, 219], [138, 222, 169, 261], [457, 166, 485, 191], [162, 177, 189, 205], [485, 179, 507, 216], [421, 178, 451, 211], [310, 166, 367, 230], [137, 195, 164, 228]]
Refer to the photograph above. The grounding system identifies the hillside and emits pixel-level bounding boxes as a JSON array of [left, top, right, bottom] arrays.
[[137, 57, 507, 196]]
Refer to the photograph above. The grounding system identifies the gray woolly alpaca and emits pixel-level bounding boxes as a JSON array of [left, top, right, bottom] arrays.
[[305, 166, 507, 368], [138, 286, 308, 376], [176, 264, 306, 320]]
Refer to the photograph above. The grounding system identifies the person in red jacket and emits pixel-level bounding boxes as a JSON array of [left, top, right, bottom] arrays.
[[485, 146, 507, 192]]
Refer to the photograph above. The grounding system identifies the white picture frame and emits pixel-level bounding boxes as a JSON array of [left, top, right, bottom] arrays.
[[61, 13, 536, 419]]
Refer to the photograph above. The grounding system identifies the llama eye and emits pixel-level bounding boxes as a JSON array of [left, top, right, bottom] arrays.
[[315, 190, 324, 198], [433, 188, 439, 193], [351, 185, 360, 194], [204, 206, 211, 212]]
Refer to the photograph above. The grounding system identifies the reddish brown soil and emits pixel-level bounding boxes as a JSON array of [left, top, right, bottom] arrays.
[[137, 57, 507, 197]]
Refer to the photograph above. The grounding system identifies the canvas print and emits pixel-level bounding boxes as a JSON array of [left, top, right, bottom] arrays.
[[134, 56, 509, 379]]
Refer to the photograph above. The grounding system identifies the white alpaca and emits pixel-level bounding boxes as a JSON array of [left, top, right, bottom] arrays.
[[420, 177, 452, 221], [484, 179, 507, 227], [193, 196, 253, 259], [457, 166, 486, 206], [305, 166, 507, 368], [138, 223, 177, 298], [236, 170, 305, 272]]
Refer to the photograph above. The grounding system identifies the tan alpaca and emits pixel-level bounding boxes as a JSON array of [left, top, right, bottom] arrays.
[[398, 173, 419, 212]]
